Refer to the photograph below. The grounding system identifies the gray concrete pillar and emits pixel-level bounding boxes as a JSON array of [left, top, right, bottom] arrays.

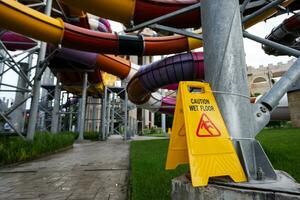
[[77, 99, 82, 132], [288, 90, 300, 127], [78, 72, 88, 141], [11, 59, 31, 133], [101, 87, 107, 140], [50, 78, 61, 133]]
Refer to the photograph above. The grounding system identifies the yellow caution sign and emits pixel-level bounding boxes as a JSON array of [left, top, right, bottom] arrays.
[[166, 81, 247, 187], [167, 128, 172, 136]]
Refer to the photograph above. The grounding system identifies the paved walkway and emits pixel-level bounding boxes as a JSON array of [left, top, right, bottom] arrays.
[[0, 136, 129, 200]]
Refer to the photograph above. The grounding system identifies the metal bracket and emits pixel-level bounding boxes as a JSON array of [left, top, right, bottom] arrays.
[[251, 103, 270, 137], [235, 139, 277, 181]]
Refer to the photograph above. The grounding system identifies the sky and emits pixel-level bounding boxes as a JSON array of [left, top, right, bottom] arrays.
[[0, 14, 295, 102]]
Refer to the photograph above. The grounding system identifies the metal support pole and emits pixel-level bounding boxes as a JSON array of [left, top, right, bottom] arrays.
[[260, 58, 300, 111], [243, 32, 300, 57], [58, 111, 62, 132], [40, 68, 55, 130], [0, 50, 6, 84], [137, 56, 144, 135], [106, 93, 111, 137], [92, 98, 97, 132], [110, 94, 115, 135], [5, 95, 31, 117], [101, 87, 107, 140], [78, 72, 88, 141], [125, 2, 201, 32], [124, 89, 128, 140], [11, 57, 31, 133], [27, 0, 53, 140], [161, 89, 166, 135], [77, 98, 82, 132], [242, 0, 284, 24], [150, 24, 203, 40], [69, 108, 73, 131], [240, 0, 251, 14], [201, 0, 276, 181], [161, 113, 166, 135], [50, 78, 61, 133]]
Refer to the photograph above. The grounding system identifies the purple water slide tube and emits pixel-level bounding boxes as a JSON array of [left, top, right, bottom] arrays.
[[162, 83, 178, 90], [139, 52, 203, 92], [98, 18, 112, 33], [0, 32, 37, 51], [54, 46, 98, 69], [127, 52, 204, 105]]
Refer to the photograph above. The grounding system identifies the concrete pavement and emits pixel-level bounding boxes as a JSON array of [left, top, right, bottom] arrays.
[[0, 136, 129, 200]]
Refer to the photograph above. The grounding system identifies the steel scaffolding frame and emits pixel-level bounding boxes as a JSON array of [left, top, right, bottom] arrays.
[[0, 33, 38, 139], [101, 86, 130, 141], [0, 0, 299, 183], [0, 0, 67, 140]]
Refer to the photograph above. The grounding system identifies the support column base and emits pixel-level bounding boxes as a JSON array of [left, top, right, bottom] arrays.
[[172, 171, 300, 200]]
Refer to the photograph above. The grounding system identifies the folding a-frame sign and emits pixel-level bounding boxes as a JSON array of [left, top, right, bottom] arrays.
[[166, 81, 247, 187]]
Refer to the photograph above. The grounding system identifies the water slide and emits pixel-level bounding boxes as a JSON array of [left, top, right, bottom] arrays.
[[0, 32, 117, 96], [0, 0, 296, 117], [61, 0, 298, 28], [263, 11, 300, 55], [1, 0, 295, 56], [0, 32, 37, 51], [1, 31, 203, 111], [1, 32, 289, 120], [0, 0, 202, 56]]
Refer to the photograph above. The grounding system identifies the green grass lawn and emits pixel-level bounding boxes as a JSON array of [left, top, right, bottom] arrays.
[[130, 128, 300, 200], [256, 128, 300, 182], [130, 139, 188, 200]]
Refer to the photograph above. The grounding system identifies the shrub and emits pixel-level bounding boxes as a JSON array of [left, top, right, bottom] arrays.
[[0, 132, 75, 166], [71, 131, 102, 141], [84, 132, 101, 141], [142, 128, 166, 137]]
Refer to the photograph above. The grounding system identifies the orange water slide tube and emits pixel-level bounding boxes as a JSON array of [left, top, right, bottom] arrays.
[[0, 0, 202, 55]]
